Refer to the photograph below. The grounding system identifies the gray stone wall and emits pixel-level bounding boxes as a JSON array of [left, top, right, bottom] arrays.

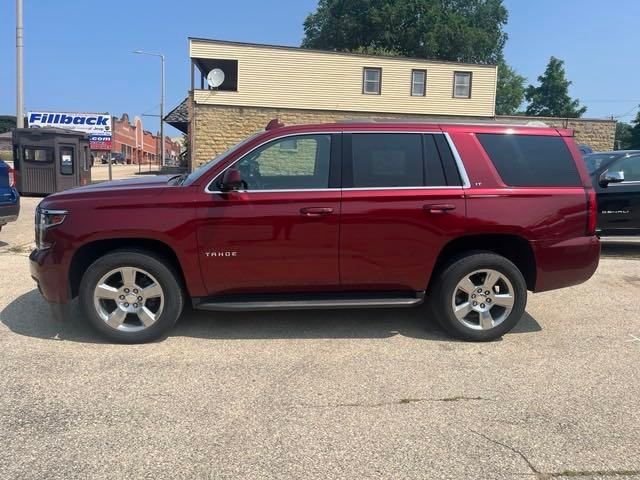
[[190, 100, 616, 168]]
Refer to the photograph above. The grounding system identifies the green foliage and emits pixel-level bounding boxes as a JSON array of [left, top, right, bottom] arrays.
[[525, 57, 586, 118], [0, 116, 17, 134], [615, 121, 633, 150], [495, 59, 526, 115], [302, 0, 509, 64], [629, 108, 640, 149]]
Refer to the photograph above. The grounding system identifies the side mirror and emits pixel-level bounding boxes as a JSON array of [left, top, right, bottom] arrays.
[[219, 168, 244, 192], [599, 170, 625, 188]]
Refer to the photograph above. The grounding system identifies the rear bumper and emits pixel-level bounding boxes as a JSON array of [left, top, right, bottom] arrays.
[[532, 235, 600, 292], [0, 201, 19, 225], [30, 248, 71, 304]]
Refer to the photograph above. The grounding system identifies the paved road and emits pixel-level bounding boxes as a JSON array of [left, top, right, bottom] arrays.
[[0, 204, 639, 479]]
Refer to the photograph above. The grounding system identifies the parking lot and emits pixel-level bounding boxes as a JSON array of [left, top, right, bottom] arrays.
[[90, 163, 158, 183], [1, 197, 639, 479]]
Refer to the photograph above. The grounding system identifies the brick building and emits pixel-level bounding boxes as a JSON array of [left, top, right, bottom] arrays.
[[111, 113, 181, 165]]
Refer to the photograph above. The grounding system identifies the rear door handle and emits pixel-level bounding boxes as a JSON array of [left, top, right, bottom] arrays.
[[300, 207, 334, 217], [423, 203, 456, 214]]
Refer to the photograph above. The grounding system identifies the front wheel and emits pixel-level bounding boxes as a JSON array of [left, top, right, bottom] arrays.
[[79, 250, 184, 343], [431, 252, 527, 341]]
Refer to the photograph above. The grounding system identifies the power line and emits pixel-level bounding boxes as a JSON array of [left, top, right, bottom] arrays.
[[612, 105, 639, 120]]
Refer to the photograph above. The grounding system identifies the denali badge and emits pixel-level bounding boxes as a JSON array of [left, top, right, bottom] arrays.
[[204, 251, 238, 257]]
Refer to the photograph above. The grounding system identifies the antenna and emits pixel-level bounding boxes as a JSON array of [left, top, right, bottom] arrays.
[[207, 68, 225, 89]]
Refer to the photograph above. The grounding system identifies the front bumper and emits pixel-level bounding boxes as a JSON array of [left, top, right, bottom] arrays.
[[30, 248, 71, 304]]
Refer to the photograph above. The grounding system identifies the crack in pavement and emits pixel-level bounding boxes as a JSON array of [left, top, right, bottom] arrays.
[[470, 429, 640, 479], [0, 242, 33, 256], [470, 429, 541, 476], [299, 395, 488, 409], [550, 470, 640, 478]]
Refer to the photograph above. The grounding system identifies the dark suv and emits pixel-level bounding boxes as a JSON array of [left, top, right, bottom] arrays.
[[30, 121, 600, 343], [583, 150, 640, 235]]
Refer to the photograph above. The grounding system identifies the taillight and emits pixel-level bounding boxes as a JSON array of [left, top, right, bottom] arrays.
[[586, 189, 597, 236], [8, 168, 15, 188]]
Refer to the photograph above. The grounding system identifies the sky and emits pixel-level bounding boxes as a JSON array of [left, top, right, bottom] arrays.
[[1, 0, 639, 138]]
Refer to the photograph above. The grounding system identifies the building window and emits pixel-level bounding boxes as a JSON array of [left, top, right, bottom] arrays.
[[453, 72, 472, 98], [279, 138, 298, 152], [60, 146, 74, 176], [411, 70, 426, 96], [363, 67, 382, 95], [23, 147, 53, 163]]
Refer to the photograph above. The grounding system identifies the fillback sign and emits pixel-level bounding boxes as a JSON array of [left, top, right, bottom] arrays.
[[28, 111, 113, 151]]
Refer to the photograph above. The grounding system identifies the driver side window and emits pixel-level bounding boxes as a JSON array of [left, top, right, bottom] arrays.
[[610, 155, 640, 183], [234, 134, 331, 190]]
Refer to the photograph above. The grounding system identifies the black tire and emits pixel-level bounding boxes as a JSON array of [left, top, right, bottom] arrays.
[[431, 252, 527, 341], [79, 249, 184, 343]]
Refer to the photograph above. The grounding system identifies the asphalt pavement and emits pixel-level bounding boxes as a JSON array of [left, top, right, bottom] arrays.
[[0, 198, 639, 479]]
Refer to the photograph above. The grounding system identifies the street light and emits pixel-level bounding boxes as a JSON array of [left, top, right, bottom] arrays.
[[133, 50, 165, 169]]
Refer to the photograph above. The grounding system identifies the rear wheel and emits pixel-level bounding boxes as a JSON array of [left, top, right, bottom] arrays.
[[79, 250, 184, 343], [431, 252, 527, 341]]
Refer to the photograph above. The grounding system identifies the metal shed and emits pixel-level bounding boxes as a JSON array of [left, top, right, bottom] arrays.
[[12, 128, 92, 195]]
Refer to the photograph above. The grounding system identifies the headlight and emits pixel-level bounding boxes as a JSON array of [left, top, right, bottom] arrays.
[[35, 207, 68, 250]]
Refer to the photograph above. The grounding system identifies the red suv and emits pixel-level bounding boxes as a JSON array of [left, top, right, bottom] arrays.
[[30, 121, 600, 343]]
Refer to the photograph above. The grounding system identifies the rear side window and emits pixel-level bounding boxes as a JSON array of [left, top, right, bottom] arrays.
[[346, 133, 453, 188], [477, 134, 581, 187]]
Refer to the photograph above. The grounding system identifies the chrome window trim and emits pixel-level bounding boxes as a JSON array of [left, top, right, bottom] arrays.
[[608, 181, 640, 186], [342, 186, 463, 191], [443, 132, 471, 188], [208, 188, 340, 194], [207, 186, 464, 194], [204, 130, 470, 193]]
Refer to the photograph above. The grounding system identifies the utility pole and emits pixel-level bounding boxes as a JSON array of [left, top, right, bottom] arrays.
[[160, 54, 165, 170], [16, 0, 24, 128], [133, 50, 165, 169]]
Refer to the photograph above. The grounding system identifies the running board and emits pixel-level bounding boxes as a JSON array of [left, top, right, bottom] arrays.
[[193, 292, 425, 312]]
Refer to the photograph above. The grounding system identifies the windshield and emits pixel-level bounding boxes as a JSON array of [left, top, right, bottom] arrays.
[[182, 132, 263, 185], [582, 153, 622, 174]]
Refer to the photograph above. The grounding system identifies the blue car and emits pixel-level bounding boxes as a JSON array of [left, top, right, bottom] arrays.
[[0, 160, 19, 231]]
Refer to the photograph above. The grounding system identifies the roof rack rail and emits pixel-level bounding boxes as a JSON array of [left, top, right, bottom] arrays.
[[335, 117, 549, 127]]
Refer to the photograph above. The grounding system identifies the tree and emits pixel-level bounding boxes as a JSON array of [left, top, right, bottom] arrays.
[[495, 59, 525, 115], [302, 0, 509, 64], [629, 108, 640, 149], [525, 57, 586, 118], [615, 121, 633, 150], [0, 116, 16, 134]]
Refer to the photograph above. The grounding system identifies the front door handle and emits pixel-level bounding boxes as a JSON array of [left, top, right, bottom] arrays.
[[300, 207, 334, 217], [423, 203, 456, 214]]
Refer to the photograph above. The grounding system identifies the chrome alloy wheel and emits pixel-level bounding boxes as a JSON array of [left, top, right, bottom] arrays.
[[451, 269, 515, 331], [93, 267, 165, 332]]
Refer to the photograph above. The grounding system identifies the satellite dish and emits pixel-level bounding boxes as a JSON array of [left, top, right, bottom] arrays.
[[207, 68, 225, 88]]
